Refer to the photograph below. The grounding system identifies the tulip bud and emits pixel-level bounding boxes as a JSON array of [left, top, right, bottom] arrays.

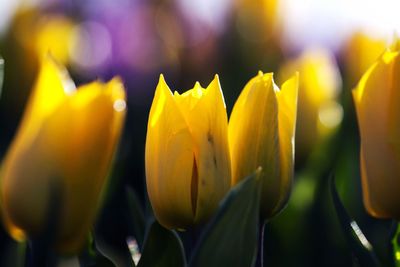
[[229, 71, 298, 219], [353, 41, 400, 219], [279, 49, 342, 163], [0, 55, 126, 253], [145, 75, 231, 229]]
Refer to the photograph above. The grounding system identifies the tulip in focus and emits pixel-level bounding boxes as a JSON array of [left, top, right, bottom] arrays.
[[145, 75, 231, 229], [0, 55, 126, 253], [279, 49, 342, 163], [353, 40, 400, 219], [229, 71, 298, 219]]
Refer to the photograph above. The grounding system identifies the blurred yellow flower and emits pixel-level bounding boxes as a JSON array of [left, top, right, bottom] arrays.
[[279, 49, 342, 162], [229, 71, 298, 219], [353, 40, 400, 219], [344, 31, 386, 87], [235, 0, 280, 42], [145, 75, 231, 229], [0, 55, 126, 253], [35, 15, 77, 65], [12, 8, 76, 65]]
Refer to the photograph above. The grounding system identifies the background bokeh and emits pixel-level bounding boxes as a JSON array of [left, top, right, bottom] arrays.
[[0, 0, 398, 266]]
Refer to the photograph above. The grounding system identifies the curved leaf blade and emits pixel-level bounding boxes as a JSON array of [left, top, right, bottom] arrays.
[[189, 169, 262, 267], [330, 175, 381, 267], [125, 187, 146, 249], [138, 220, 186, 267]]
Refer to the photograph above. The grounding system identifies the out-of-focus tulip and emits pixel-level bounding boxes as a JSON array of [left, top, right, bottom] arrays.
[[235, 0, 280, 42], [353, 41, 400, 219], [35, 15, 76, 65], [229, 71, 298, 219], [279, 49, 342, 163], [0, 55, 126, 253], [145, 75, 231, 229], [344, 31, 386, 88]]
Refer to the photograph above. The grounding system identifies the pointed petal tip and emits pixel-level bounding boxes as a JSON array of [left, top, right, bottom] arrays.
[[40, 51, 76, 94], [107, 76, 126, 101], [212, 74, 222, 85], [209, 74, 221, 86], [108, 76, 124, 89], [156, 73, 173, 95]]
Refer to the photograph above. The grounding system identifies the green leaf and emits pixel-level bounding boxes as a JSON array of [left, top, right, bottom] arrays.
[[137, 220, 186, 267], [330, 175, 381, 267], [125, 187, 146, 249], [78, 234, 116, 267], [189, 168, 262, 267], [94, 233, 135, 267]]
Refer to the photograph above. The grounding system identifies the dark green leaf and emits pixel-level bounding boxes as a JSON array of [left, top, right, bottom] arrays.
[[138, 220, 186, 267], [330, 175, 381, 267], [125, 187, 146, 249], [94, 233, 135, 267], [78, 234, 116, 267], [189, 168, 262, 267]]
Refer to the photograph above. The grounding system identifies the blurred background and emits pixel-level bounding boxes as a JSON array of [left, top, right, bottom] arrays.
[[0, 0, 398, 266]]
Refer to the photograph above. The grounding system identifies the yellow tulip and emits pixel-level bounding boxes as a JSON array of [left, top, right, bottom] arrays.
[[353, 41, 400, 219], [229, 71, 298, 219], [279, 49, 342, 162], [145, 75, 231, 229], [35, 14, 76, 65], [344, 31, 386, 88], [0, 55, 126, 253]]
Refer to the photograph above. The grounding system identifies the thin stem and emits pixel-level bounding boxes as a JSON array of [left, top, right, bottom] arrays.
[[256, 221, 266, 267]]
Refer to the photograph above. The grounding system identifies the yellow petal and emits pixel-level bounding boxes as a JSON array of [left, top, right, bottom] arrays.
[[47, 78, 126, 252], [35, 15, 76, 64], [145, 75, 195, 229], [353, 49, 400, 219], [177, 75, 231, 223], [344, 32, 387, 87], [1, 55, 74, 241], [1, 75, 126, 253], [274, 73, 298, 215], [173, 81, 205, 113], [0, 55, 126, 253], [229, 72, 281, 218], [388, 51, 400, 156]]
